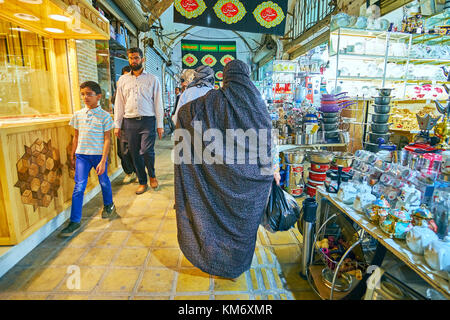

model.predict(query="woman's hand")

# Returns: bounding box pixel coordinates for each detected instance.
[274,172,281,185]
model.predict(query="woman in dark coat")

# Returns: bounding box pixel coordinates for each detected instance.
[173,59,274,279]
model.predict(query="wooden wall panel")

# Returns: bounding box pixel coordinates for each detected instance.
[0,118,120,245]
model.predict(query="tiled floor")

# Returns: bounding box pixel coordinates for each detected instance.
[0,138,319,300]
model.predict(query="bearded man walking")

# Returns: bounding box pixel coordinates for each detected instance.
[114,47,164,194]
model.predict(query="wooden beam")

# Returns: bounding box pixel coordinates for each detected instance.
[289,30,330,60]
[283,15,333,54]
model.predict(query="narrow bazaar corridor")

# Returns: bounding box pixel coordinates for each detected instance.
[0,137,319,300]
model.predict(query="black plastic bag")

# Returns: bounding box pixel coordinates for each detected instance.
[262,180,301,233]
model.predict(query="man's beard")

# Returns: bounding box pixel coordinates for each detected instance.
[130,63,142,71]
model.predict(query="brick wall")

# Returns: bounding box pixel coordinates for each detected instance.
[76,40,98,85]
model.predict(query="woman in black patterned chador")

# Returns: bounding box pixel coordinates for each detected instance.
[174,59,273,279]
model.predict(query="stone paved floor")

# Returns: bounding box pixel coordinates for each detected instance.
[0,137,319,300]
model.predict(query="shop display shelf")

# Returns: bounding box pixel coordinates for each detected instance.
[277,143,346,153]
[331,27,412,41]
[316,189,450,300]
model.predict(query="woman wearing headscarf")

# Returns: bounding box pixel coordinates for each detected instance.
[173,60,274,279]
[171,65,215,125]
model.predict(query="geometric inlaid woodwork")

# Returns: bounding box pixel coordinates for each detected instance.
[14,138,63,210]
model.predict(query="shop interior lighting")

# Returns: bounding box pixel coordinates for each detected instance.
[48,14,72,22]
[19,0,42,3]
[98,53,108,56]
[14,13,40,21]
[72,27,91,34]
[44,27,64,33]
[10,27,30,32]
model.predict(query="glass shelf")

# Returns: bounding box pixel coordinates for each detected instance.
[331,27,412,41]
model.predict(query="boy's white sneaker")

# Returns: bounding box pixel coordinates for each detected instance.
[122,173,136,184]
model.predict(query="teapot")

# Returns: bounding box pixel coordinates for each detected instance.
[406,226,439,255]
[395,184,421,211]
[424,240,450,272]
[337,182,358,205]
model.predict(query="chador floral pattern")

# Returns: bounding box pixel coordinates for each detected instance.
[253,1,285,28]
[174,0,207,19]
[183,53,198,67]
[213,0,247,24]
[201,54,218,67]
[220,54,235,66]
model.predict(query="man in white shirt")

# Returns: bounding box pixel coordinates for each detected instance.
[114,47,164,195]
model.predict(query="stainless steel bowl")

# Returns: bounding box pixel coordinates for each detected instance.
[371,113,390,123]
[308,150,334,164]
[332,152,354,167]
[370,123,392,134]
[373,104,391,114]
[283,150,306,164]
[373,96,391,105]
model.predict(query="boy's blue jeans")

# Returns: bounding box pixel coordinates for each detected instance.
[70,154,113,223]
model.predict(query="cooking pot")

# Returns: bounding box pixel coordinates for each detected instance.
[321,92,348,100]
[308,151,334,164]
[320,102,356,113]
[376,88,394,97]
[309,171,327,182]
[371,113,391,123]
[373,96,391,105]
[310,162,330,172]
[306,184,317,197]
[323,123,339,131]
[371,123,392,134]
[365,142,379,153]
[332,152,354,167]
[369,132,391,144]
[321,112,340,118]
[322,117,339,124]
[324,131,340,139]
[308,179,324,187]
[373,104,391,114]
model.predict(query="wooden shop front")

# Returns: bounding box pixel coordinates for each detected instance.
[0,0,119,245]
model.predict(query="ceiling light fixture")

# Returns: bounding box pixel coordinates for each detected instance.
[44,27,64,33]
[10,27,30,32]
[19,0,42,4]
[48,14,72,22]
[14,13,39,21]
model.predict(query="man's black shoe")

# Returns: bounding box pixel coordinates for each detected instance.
[102,203,118,219]
[59,221,81,238]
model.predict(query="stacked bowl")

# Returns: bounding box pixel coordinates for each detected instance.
[320,93,356,142]
[366,88,393,152]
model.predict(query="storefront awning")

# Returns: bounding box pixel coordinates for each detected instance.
[0,0,110,40]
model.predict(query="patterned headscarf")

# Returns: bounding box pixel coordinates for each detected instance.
[187,65,215,89]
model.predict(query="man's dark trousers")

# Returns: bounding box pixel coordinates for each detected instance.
[123,116,156,185]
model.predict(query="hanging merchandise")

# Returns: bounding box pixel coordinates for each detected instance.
[173,0,288,36]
